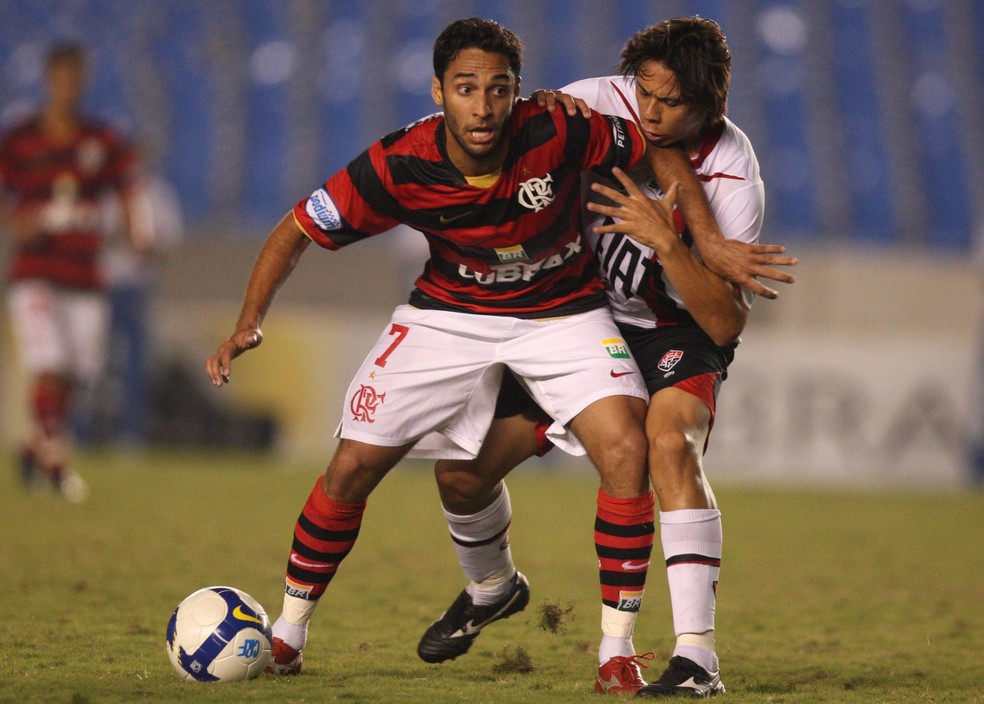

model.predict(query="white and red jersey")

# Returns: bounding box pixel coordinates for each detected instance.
[563,75,765,329]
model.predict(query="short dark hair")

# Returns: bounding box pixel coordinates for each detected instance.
[46,42,86,69]
[433,18,523,82]
[618,17,731,131]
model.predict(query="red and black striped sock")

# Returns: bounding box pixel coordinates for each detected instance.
[31,378,71,480]
[595,488,655,613]
[284,478,366,601]
[32,377,70,437]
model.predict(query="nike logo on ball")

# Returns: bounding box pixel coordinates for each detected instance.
[232,605,264,625]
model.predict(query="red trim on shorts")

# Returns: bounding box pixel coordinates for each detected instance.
[533,418,554,456]
[673,372,721,454]
[531,372,722,457]
[672,372,720,422]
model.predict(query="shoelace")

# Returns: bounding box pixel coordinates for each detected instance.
[610,650,657,675]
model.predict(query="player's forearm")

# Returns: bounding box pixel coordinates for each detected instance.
[644,144,724,253]
[657,239,746,346]
[120,188,152,253]
[234,213,310,330]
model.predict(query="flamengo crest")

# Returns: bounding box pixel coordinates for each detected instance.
[350,384,385,422]
[517,173,555,212]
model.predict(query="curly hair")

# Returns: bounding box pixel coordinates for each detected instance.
[617,17,731,131]
[433,18,523,82]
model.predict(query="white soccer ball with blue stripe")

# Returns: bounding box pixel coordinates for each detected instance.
[166,586,273,681]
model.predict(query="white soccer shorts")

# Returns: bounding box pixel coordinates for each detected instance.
[7,279,109,385]
[334,304,647,458]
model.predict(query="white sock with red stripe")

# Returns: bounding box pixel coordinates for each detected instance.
[660,508,722,673]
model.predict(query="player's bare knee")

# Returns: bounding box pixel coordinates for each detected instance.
[612,427,648,465]
[591,429,648,493]
[322,441,401,502]
[649,428,702,482]
[434,461,501,513]
[440,479,498,514]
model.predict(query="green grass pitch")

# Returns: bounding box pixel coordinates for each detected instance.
[1,449,982,703]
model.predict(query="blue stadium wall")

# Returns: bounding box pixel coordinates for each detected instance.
[1,0,982,250]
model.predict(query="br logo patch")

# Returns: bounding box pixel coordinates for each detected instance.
[603,337,630,359]
[617,589,644,612]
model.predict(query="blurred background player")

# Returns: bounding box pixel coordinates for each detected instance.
[0,43,146,500]
[422,17,762,697]
[91,168,183,447]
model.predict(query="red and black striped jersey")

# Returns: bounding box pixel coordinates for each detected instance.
[0,114,137,289]
[292,99,647,318]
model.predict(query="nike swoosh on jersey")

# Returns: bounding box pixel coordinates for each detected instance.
[698,171,744,182]
[232,605,264,625]
[439,211,473,224]
[610,369,636,378]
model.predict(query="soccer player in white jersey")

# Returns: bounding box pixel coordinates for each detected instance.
[420,17,761,697]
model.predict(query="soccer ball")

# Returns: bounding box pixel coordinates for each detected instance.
[165,585,273,682]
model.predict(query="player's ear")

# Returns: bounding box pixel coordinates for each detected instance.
[432,76,444,107]
[513,76,521,97]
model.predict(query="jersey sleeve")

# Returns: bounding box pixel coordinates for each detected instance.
[697,126,765,310]
[292,143,400,250]
[573,110,647,177]
[700,125,765,249]
[561,76,647,171]
[708,180,764,247]
[559,77,607,107]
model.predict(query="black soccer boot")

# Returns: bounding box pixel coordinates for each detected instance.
[636,655,725,698]
[417,571,530,663]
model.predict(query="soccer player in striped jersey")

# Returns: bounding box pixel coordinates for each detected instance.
[0,44,143,502]
[422,17,773,696]
[207,17,675,681]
